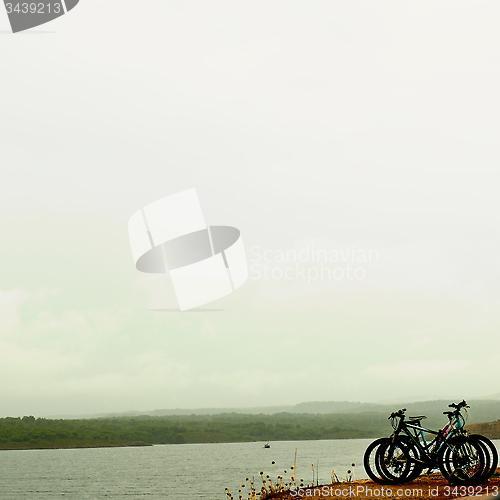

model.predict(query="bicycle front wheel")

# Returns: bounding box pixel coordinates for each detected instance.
[364,438,391,484]
[395,436,425,482]
[439,436,486,485]
[376,439,414,484]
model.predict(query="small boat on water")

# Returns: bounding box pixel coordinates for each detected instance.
[264,441,270,448]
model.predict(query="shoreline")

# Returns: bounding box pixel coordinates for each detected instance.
[267,472,500,500]
[0,441,153,451]
[0,437,373,452]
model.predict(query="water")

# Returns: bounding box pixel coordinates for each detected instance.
[1,439,498,499]
[0,439,371,499]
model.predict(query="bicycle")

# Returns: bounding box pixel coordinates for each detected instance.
[364,401,488,485]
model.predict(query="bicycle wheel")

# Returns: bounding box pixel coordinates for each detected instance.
[364,438,391,484]
[439,436,486,485]
[376,439,414,484]
[469,434,498,481]
[395,436,425,482]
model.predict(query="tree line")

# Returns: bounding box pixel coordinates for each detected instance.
[0,412,389,450]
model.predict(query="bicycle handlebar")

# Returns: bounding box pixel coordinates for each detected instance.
[388,408,406,419]
[448,400,469,410]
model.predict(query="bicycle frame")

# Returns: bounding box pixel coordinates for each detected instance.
[390,410,465,470]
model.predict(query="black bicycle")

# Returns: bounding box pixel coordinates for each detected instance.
[364,401,494,485]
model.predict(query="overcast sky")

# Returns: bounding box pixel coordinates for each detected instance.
[1,1,500,418]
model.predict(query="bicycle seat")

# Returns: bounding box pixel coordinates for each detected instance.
[409,416,427,421]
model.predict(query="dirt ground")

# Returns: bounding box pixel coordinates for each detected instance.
[270,470,500,500]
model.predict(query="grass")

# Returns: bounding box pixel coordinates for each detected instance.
[225,450,359,500]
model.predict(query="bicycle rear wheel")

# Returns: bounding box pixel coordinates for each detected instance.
[469,434,498,481]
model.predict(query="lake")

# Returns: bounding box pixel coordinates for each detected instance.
[0,439,498,499]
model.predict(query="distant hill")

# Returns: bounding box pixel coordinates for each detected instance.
[7,399,499,450]
[45,405,295,419]
[466,420,500,439]
[43,398,500,425]
[148,405,295,416]
[289,401,386,414]
[288,399,500,430]
[4,408,500,451]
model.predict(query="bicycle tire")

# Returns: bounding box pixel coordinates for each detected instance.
[364,438,391,484]
[439,436,486,485]
[376,439,414,484]
[395,436,425,482]
[469,434,498,481]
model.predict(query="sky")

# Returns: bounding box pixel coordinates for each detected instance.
[1,1,500,418]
